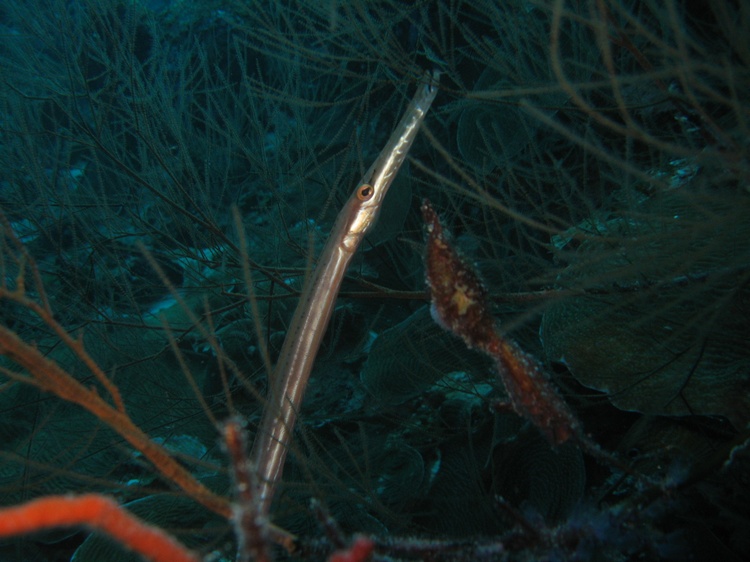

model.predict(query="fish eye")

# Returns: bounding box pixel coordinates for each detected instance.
[357,184,374,201]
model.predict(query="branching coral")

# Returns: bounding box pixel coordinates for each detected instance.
[0,0,748,560]
[0,495,200,562]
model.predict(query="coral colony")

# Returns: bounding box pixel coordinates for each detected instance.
[0,1,748,560]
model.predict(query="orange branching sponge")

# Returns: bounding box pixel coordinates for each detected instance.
[0,494,200,562]
[421,199,582,446]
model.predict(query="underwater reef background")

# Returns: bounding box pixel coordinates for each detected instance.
[0,0,749,560]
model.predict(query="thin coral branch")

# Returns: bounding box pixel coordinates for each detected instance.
[328,537,375,562]
[224,418,274,562]
[0,314,230,518]
[0,494,200,562]
[0,224,231,519]
[0,217,127,414]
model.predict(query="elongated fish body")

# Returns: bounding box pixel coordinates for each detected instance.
[250,72,439,513]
